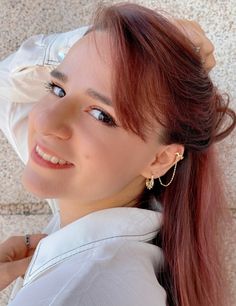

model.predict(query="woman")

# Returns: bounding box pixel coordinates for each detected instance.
[0,3,235,306]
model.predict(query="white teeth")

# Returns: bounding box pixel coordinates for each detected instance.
[59,159,66,165]
[35,145,69,165]
[50,156,59,164]
[42,153,51,161]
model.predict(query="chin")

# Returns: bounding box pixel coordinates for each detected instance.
[21,170,60,200]
[21,176,49,199]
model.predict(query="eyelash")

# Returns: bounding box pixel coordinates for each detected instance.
[44,81,117,128]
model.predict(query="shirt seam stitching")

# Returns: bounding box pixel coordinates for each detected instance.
[25,230,159,284]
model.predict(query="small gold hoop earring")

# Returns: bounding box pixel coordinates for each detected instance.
[146,174,154,190]
[158,152,184,187]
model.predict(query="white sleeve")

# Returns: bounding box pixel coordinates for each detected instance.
[0,25,90,104]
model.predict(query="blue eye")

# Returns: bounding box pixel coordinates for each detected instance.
[44,81,65,97]
[88,107,117,127]
[44,82,117,128]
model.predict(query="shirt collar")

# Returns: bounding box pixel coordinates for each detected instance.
[23,205,163,286]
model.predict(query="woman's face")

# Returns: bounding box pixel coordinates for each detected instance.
[22,31,162,210]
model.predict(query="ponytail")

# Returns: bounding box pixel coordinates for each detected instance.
[158,145,232,305]
[91,3,236,305]
[156,88,235,306]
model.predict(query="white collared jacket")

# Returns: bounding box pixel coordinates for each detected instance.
[0,27,167,306]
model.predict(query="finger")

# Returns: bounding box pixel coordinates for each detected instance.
[25,234,47,250]
[198,37,215,57]
[23,234,47,258]
[0,234,47,262]
[188,34,215,72]
[27,248,37,257]
[173,19,201,40]
[170,19,216,73]
[173,19,214,56]
[8,256,32,278]
[0,256,32,290]
[203,55,216,72]
[190,20,205,34]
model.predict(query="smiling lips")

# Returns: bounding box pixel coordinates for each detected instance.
[32,144,74,169]
[35,145,70,165]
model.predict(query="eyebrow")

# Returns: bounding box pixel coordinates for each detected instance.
[50,69,68,82]
[50,69,113,107]
[85,88,112,107]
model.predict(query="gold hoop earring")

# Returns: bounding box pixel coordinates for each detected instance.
[158,152,184,187]
[146,174,154,190]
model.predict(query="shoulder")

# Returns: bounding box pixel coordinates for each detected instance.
[69,239,167,306]
[13,239,167,306]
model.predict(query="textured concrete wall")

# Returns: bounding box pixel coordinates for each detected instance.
[0,0,235,305]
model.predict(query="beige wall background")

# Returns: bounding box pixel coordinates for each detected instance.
[0,0,235,305]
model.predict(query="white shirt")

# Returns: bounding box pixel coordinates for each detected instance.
[0,27,167,306]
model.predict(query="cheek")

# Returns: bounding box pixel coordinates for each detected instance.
[77,127,148,181]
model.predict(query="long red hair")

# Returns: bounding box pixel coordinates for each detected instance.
[89,3,236,306]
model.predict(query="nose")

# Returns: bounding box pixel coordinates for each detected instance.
[31,97,75,140]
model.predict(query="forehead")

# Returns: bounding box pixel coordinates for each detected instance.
[58,31,113,96]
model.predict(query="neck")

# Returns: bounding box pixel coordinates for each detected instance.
[58,197,139,228]
[58,177,145,227]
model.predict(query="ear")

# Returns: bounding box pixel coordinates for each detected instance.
[140,144,184,179]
